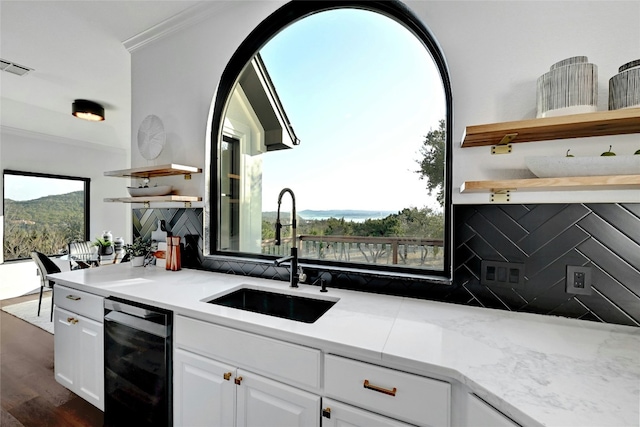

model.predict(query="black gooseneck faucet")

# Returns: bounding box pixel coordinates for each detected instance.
[274,188,301,288]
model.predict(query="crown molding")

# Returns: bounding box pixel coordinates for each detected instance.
[123,2,230,53]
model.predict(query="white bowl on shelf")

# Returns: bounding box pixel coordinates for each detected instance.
[525,156,640,178]
[127,185,172,197]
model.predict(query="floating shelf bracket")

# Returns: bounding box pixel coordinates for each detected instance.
[490,189,512,203]
[491,133,517,155]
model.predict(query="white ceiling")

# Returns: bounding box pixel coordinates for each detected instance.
[0,0,202,150]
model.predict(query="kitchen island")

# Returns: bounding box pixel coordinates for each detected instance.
[48,265,640,427]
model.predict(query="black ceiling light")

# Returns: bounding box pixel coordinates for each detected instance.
[72,99,105,121]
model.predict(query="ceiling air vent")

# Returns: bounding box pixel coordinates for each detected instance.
[0,58,33,76]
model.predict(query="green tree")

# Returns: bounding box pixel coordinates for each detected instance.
[393,207,444,239]
[354,216,403,237]
[416,119,446,206]
[3,191,85,259]
[262,219,275,241]
[324,217,353,236]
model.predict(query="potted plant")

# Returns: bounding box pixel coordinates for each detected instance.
[94,237,113,256]
[124,237,151,267]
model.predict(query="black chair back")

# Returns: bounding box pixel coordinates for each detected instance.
[31,251,61,278]
[30,251,61,321]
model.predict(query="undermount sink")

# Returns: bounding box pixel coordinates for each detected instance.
[206,287,337,323]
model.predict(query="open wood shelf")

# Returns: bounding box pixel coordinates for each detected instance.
[104,163,202,178]
[460,174,640,193]
[104,195,202,203]
[461,108,640,148]
[104,164,202,206]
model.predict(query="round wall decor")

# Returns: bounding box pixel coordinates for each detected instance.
[137,114,166,160]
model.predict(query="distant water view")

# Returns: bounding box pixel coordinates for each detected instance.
[297,210,396,223]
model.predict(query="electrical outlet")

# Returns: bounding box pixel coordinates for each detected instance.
[566,266,592,295]
[481,260,525,289]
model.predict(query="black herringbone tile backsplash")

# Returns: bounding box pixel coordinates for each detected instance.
[133,208,204,268]
[136,204,640,327]
[454,203,640,327]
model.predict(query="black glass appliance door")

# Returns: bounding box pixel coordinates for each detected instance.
[104,299,172,427]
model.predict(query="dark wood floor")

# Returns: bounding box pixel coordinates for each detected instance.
[1,294,104,427]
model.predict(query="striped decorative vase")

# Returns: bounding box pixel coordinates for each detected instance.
[536,56,598,118]
[609,59,640,110]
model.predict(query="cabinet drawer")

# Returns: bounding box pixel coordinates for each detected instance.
[54,284,103,322]
[324,354,450,427]
[175,315,321,391]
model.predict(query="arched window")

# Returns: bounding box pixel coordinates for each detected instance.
[209,1,452,281]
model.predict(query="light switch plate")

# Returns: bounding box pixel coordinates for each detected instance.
[481,260,525,289]
[566,265,592,295]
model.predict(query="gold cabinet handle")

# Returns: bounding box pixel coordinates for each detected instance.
[66,317,79,325]
[66,295,81,301]
[322,407,331,419]
[223,372,232,381]
[363,379,397,397]
[234,376,243,385]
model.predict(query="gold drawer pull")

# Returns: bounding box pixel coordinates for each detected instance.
[66,317,79,325]
[363,379,397,397]
[223,372,232,381]
[234,376,243,385]
[66,295,81,301]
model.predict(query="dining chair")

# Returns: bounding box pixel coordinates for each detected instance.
[30,251,61,321]
[68,241,96,270]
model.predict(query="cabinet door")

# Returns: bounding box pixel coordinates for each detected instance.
[174,349,236,427]
[76,315,104,410]
[321,398,415,427]
[236,370,321,427]
[465,394,520,427]
[53,307,76,389]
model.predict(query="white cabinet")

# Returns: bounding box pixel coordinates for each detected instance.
[321,398,414,427]
[175,315,321,391]
[324,354,451,427]
[54,306,104,410]
[174,348,235,426]
[53,285,104,410]
[236,369,320,427]
[174,316,321,427]
[174,349,320,427]
[464,394,520,427]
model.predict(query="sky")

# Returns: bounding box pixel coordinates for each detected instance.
[258,8,446,212]
[6,9,446,211]
[4,174,84,201]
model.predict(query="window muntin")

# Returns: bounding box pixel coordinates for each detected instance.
[3,170,90,260]
[211,1,452,278]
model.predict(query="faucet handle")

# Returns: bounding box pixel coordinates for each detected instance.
[298,270,307,283]
[275,221,282,246]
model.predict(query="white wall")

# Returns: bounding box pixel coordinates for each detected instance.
[0,127,130,252]
[130,2,284,202]
[130,1,640,209]
[414,1,640,204]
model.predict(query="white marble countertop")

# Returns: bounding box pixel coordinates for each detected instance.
[48,265,640,427]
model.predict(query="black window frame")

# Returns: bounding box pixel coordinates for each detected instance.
[209,0,453,281]
[2,169,91,260]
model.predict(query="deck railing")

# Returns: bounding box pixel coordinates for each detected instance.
[262,235,444,269]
